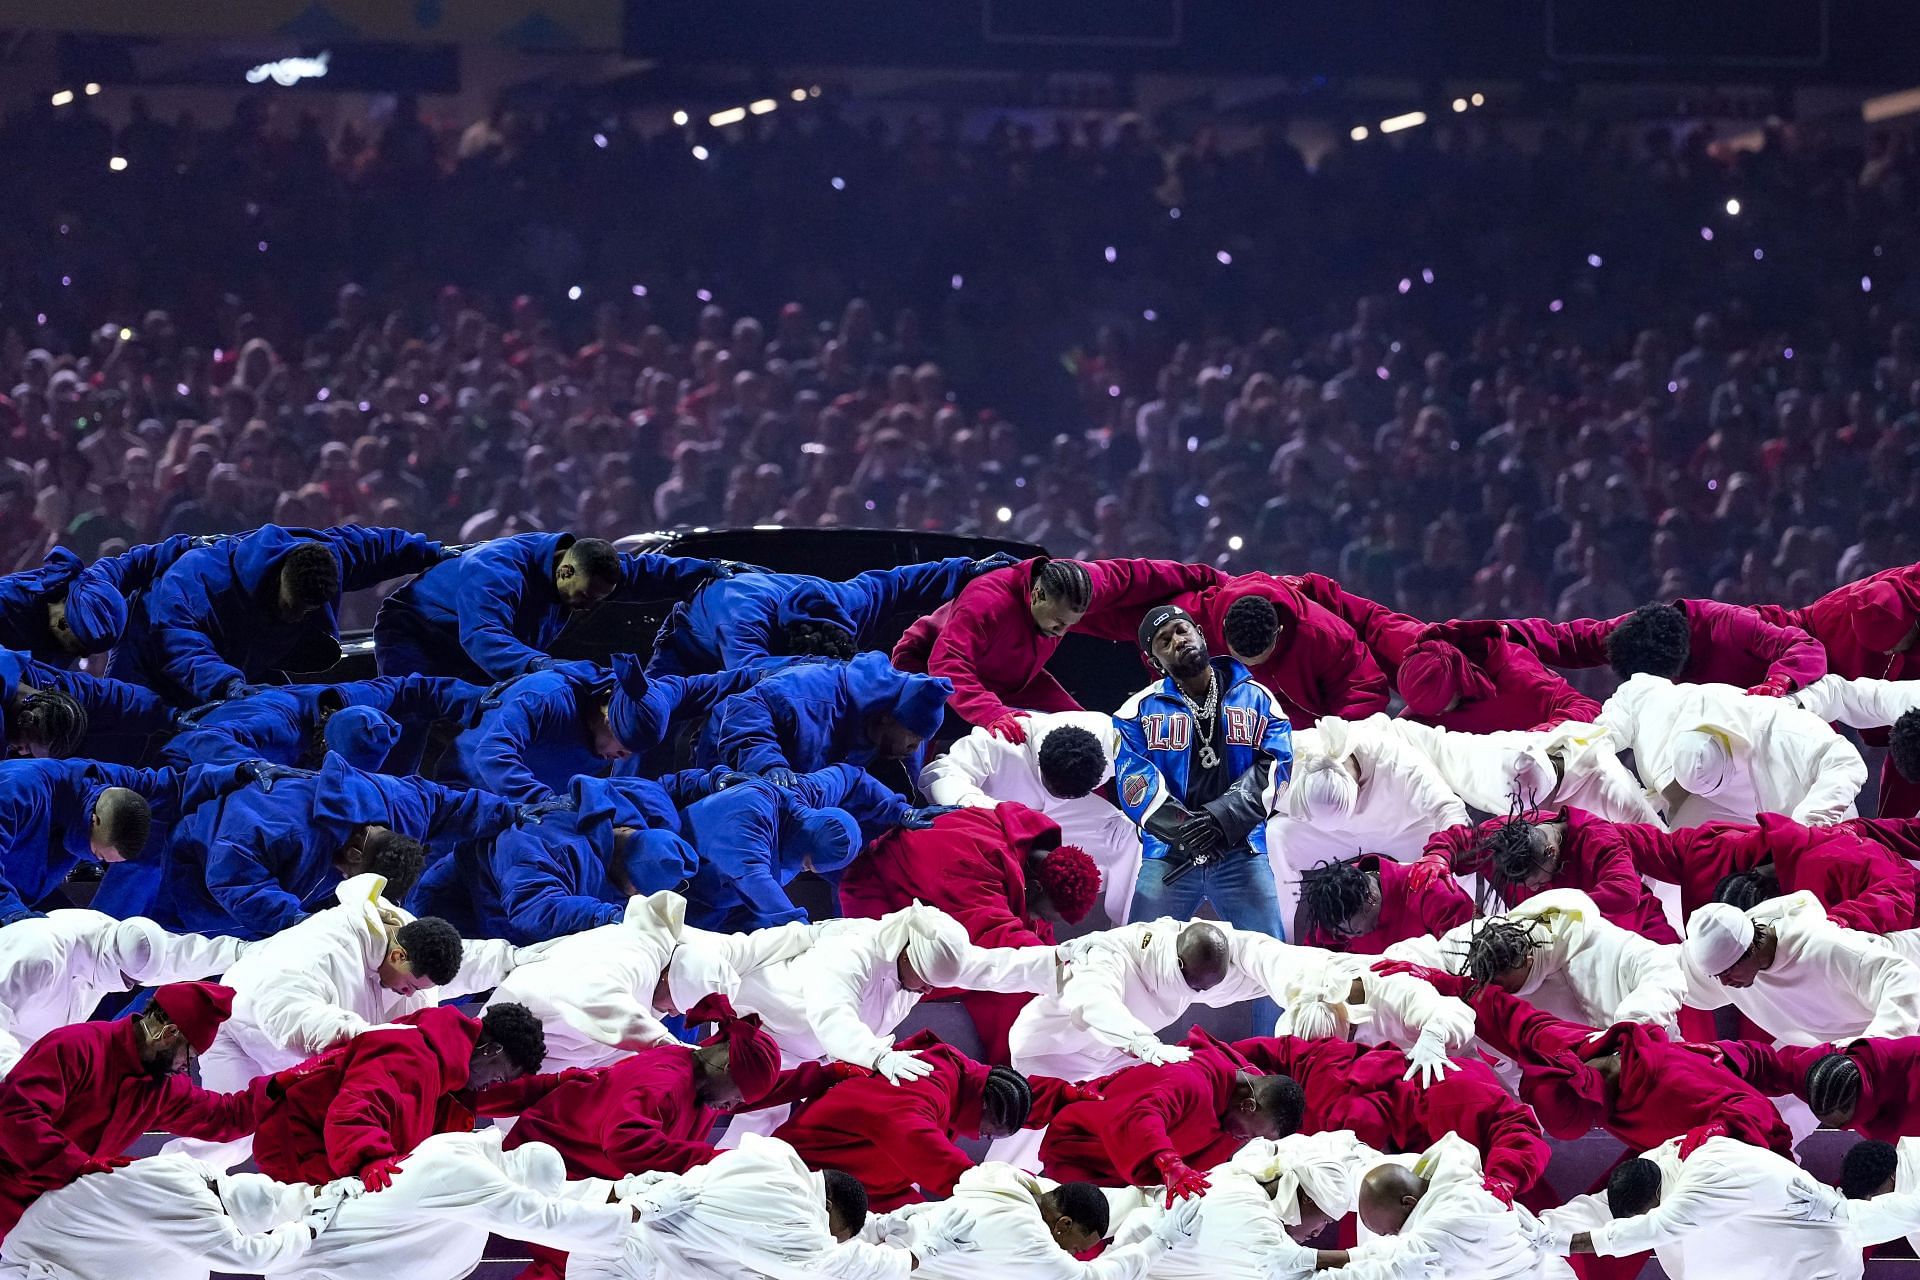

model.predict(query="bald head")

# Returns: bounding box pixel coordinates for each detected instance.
[1357,1163,1427,1237]
[1176,922,1229,991]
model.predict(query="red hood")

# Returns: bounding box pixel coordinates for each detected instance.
[989,800,1064,854]
[395,1006,483,1092]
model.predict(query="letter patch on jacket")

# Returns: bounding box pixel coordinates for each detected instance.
[1221,707,1262,747]
[1141,713,1191,752]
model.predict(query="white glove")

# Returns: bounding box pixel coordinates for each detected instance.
[874,1050,937,1085]
[302,1177,366,1236]
[1786,1178,1847,1224]
[1517,1212,1573,1256]
[912,1203,977,1260]
[1257,1237,1318,1280]
[1129,1038,1192,1067]
[1148,1195,1204,1250]
[630,1179,700,1225]
[1401,1030,1455,1088]
[615,1170,676,1199]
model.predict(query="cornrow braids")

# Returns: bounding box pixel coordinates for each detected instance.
[1462,917,1543,993]
[982,1064,1035,1132]
[1297,857,1373,941]
[1712,868,1781,912]
[1806,1052,1862,1121]
[1034,558,1093,612]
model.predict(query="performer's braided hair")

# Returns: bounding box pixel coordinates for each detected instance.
[1806,1052,1863,1120]
[1297,856,1372,940]
[982,1064,1035,1132]
[1461,917,1544,993]
[1034,558,1093,612]
[1712,868,1782,911]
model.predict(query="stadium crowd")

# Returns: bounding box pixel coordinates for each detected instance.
[0,92,1918,1280]
[2,95,1919,623]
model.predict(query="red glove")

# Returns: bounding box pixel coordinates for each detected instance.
[1677,1122,1727,1158]
[1405,853,1454,893]
[556,1067,599,1084]
[1744,675,1793,698]
[1369,958,1470,998]
[358,1155,406,1192]
[1061,1082,1105,1104]
[985,712,1029,744]
[1154,1154,1211,1207]
[828,1060,876,1081]
[77,1155,134,1176]
[1483,1176,1517,1208]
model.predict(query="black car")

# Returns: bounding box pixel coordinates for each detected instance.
[330,525,1145,712]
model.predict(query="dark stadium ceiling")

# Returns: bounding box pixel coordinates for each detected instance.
[625,0,1918,87]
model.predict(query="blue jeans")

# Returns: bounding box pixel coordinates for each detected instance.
[1130,852,1283,1034]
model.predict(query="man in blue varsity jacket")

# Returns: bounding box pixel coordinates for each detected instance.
[1114,603,1293,942]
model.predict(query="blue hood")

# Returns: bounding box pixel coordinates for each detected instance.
[615,827,699,894]
[324,705,400,770]
[841,650,952,739]
[781,803,864,877]
[63,575,128,652]
[570,773,681,834]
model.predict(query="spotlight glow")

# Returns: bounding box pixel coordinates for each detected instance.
[708,107,747,127]
[1350,125,1369,141]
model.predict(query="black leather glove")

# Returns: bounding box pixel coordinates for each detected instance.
[1176,813,1227,857]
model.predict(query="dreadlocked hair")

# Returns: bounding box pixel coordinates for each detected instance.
[1462,917,1542,992]
[1033,558,1092,612]
[1297,857,1372,940]
[982,1064,1034,1132]
[13,688,88,757]
[1474,816,1552,892]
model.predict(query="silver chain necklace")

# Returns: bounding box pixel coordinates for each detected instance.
[1176,668,1222,768]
